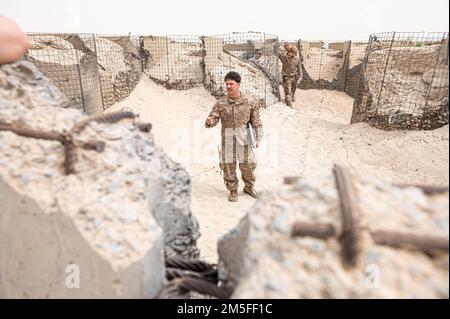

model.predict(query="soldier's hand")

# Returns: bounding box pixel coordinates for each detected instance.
[206,116,215,126]
[255,140,259,148]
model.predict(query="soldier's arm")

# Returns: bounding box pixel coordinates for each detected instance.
[205,102,221,128]
[251,103,264,143]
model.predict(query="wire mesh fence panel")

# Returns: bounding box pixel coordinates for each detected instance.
[352,32,449,130]
[141,35,203,90]
[25,33,85,111]
[344,41,368,97]
[203,32,280,107]
[298,40,352,91]
[94,34,138,109]
[25,32,143,114]
[75,33,103,115]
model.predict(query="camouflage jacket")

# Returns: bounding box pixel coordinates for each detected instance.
[205,93,264,145]
[280,52,301,76]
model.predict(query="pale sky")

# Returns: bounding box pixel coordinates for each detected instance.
[1,0,448,40]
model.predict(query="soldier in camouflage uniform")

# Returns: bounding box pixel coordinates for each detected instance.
[279,43,302,107]
[205,71,264,202]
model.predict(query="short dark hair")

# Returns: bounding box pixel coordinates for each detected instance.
[255,49,262,54]
[224,71,241,83]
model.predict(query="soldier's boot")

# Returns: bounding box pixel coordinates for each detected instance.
[220,161,238,193]
[239,162,257,199]
[228,190,238,202]
[243,186,257,198]
[291,81,297,102]
[285,94,292,107]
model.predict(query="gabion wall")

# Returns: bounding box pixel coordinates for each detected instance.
[351,32,449,130]
[25,33,142,115]
[141,32,280,107]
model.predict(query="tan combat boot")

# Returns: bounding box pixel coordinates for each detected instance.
[285,94,292,107]
[243,186,257,199]
[228,190,238,202]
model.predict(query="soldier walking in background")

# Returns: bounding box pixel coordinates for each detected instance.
[279,42,302,107]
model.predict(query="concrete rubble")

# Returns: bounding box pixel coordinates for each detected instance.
[218,169,449,298]
[0,61,199,298]
[143,36,279,106]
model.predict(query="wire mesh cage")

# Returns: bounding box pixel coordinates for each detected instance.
[278,39,368,97]
[24,32,282,113]
[95,34,142,108]
[24,33,86,110]
[296,40,351,91]
[352,32,449,130]
[203,32,280,107]
[344,41,368,98]
[140,35,204,90]
[24,32,142,114]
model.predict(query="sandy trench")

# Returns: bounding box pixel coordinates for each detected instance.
[111,76,449,263]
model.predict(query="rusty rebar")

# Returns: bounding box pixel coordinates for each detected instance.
[1,121,105,175]
[394,183,449,195]
[283,176,300,185]
[63,136,77,175]
[291,221,336,239]
[136,122,152,133]
[371,229,449,254]
[0,122,65,142]
[292,221,449,254]
[165,256,215,273]
[333,164,361,269]
[71,111,137,134]
[77,140,106,152]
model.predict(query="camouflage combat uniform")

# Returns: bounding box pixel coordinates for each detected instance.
[205,93,263,192]
[279,52,302,104]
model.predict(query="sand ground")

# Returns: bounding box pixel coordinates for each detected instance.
[111,76,449,263]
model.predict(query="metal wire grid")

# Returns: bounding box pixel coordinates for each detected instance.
[24,32,142,114]
[23,31,447,129]
[297,40,350,90]
[24,32,85,110]
[344,41,368,98]
[204,32,280,107]
[141,35,204,90]
[353,32,448,129]
[94,34,141,108]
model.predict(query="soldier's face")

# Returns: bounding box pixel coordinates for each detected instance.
[225,80,240,97]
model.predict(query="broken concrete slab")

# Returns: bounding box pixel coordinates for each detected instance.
[218,169,449,298]
[0,61,199,298]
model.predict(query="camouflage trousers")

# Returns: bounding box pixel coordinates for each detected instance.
[282,75,300,102]
[219,142,256,192]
